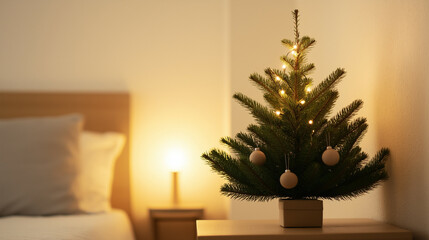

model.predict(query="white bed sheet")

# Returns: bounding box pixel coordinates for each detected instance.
[0,209,135,240]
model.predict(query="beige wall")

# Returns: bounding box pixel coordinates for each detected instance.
[298,1,429,239]
[229,0,429,239]
[0,1,229,240]
[228,0,297,220]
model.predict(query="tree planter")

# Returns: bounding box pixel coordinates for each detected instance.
[279,199,323,227]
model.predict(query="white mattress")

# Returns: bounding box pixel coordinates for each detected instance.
[0,209,135,240]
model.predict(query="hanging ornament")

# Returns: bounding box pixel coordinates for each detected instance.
[279,153,298,189]
[249,148,266,165]
[322,146,340,166]
[280,170,298,189]
[322,133,340,166]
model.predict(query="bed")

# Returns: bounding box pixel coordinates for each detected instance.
[0,92,135,240]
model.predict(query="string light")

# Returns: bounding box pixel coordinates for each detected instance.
[290,44,298,56]
[306,87,312,93]
[275,110,281,116]
[280,90,285,95]
[275,76,281,81]
[300,100,305,105]
[308,120,313,125]
[282,64,287,69]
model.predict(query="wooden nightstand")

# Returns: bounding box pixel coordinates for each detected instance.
[150,207,204,240]
[197,218,412,240]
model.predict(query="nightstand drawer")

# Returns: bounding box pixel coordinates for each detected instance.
[150,208,204,240]
[156,219,197,240]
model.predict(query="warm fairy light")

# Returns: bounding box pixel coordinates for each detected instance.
[280,90,285,95]
[282,64,287,69]
[291,50,297,56]
[306,87,312,93]
[300,100,305,105]
[275,110,281,116]
[275,76,281,81]
[308,120,313,125]
[293,44,297,49]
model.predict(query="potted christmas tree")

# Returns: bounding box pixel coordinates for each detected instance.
[202,9,389,228]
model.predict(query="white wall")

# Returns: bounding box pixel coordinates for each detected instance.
[0,1,230,240]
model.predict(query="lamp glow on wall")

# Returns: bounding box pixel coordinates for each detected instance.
[165,147,186,206]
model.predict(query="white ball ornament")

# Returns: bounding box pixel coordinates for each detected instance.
[280,170,298,189]
[249,148,266,165]
[322,146,340,166]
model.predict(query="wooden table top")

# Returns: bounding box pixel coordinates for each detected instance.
[197,218,412,240]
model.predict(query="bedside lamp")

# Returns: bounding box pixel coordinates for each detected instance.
[150,147,204,240]
[165,148,185,206]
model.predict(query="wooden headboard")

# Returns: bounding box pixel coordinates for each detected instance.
[0,92,131,217]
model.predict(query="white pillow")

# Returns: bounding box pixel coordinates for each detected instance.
[0,114,83,216]
[78,131,125,213]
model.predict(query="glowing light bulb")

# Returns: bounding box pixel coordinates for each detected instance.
[282,64,287,69]
[308,120,313,125]
[276,76,281,81]
[275,110,281,116]
[280,90,285,95]
[293,45,297,49]
[165,147,186,172]
[306,87,312,93]
[291,50,297,56]
[300,100,305,105]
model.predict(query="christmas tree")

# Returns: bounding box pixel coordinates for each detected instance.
[202,10,389,201]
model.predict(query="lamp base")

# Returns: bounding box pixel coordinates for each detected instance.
[171,171,179,205]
